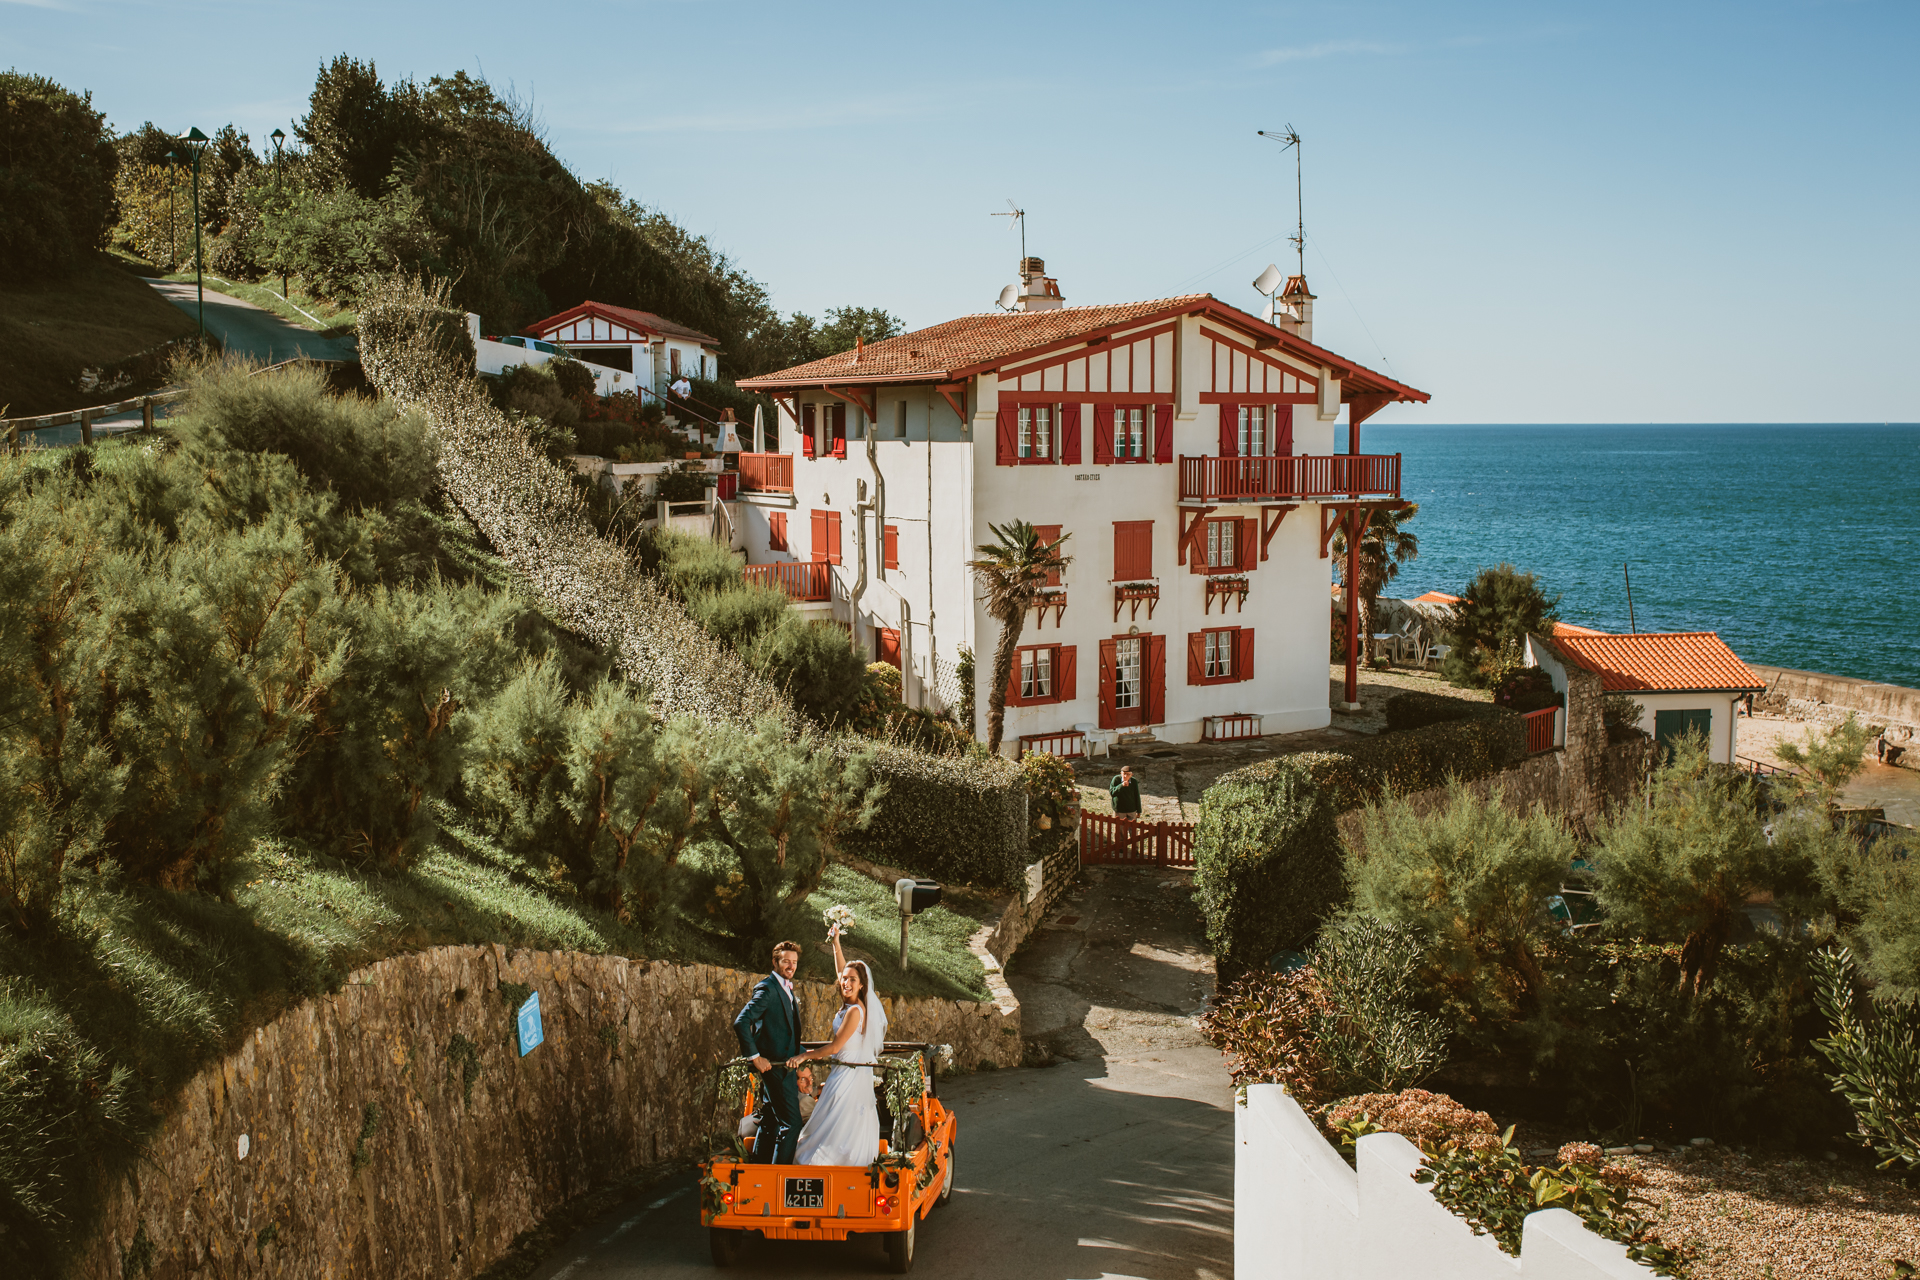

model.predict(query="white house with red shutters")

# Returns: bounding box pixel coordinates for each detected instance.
[735,259,1428,756]
[470,300,722,401]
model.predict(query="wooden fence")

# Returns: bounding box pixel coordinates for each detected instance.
[1080,811,1196,868]
[1523,706,1558,754]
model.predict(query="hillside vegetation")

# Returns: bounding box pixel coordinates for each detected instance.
[0,254,196,415]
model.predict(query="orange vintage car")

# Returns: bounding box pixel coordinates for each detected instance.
[699,1041,957,1273]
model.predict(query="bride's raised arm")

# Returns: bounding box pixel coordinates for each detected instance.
[830,924,846,976]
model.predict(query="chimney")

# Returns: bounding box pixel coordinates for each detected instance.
[1268,274,1316,341]
[1015,257,1065,312]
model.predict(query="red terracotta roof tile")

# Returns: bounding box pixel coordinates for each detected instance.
[1551,621,1611,637]
[1551,632,1764,693]
[1414,591,1462,604]
[736,294,1427,403]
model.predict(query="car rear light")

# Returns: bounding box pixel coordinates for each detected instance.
[723,1193,734,1204]
[875,1195,891,1213]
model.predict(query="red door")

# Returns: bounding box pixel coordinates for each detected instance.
[877,628,901,669]
[1100,636,1148,730]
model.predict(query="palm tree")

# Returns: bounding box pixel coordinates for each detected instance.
[1333,503,1420,660]
[967,521,1073,754]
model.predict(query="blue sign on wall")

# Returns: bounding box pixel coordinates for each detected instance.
[516,991,543,1056]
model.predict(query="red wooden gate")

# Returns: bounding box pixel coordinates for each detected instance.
[1080,812,1196,868]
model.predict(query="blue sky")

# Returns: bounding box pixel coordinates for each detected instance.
[7,0,1917,423]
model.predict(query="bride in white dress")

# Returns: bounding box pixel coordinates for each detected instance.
[786,925,887,1167]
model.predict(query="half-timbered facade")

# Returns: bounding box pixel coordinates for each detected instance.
[736,262,1428,753]
[522,300,720,395]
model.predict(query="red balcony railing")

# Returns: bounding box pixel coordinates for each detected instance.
[737,452,794,493]
[744,560,830,601]
[1524,706,1558,754]
[1178,453,1400,503]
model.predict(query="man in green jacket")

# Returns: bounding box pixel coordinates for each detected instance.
[1110,765,1142,816]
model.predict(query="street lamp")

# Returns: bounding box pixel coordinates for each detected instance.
[269,128,287,301]
[178,127,211,339]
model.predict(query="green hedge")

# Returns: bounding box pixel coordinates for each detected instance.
[1193,758,1344,982]
[1382,691,1501,733]
[836,741,1029,891]
[1194,711,1527,978]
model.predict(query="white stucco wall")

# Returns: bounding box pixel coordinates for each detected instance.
[1237,1084,1654,1280]
[1630,691,1741,763]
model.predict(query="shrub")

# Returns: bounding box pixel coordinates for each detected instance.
[651,528,743,602]
[1311,917,1450,1094]
[1588,736,1815,993]
[251,183,438,302]
[689,583,790,652]
[1200,967,1332,1101]
[1289,712,1527,813]
[1602,693,1647,741]
[748,615,870,726]
[838,742,1027,890]
[1836,828,1920,996]
[1811,946,1920,1171]
[1326,1088,1501,1157]
[1193,756,1344,980]
[1491,665,1560,715]
[1439,564,1559,688]
[1018,750,1077,881]
[1778,713,1873,805]
[0,72,119,283]
[1346,782,1576,1017]
[1381,691,1498,733]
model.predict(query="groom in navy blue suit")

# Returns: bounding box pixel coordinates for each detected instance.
[734,940,804,1164]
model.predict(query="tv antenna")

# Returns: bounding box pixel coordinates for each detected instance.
[1257,126,1305,277]
[992,199,1026,260]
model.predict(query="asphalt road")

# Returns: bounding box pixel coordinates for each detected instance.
[528,869,1232,1280]
[143,277,356,365]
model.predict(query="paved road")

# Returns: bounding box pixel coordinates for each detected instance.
[528,867,1232,1280]
[144,277,356,365]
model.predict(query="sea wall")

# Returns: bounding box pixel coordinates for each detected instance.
[1751,664,1920,768]
[77,945,1017,1280]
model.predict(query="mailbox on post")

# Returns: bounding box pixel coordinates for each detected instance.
[894,878,942,971]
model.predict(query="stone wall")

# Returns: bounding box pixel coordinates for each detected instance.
[1751,663,1920,770]
[76,945,1018,1280]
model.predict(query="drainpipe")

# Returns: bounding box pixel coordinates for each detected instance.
[851,477,873,651]
[869,431,886,583]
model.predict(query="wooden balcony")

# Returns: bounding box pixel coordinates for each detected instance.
[1178,454,1401,503]
[737,452,794,493]
[744,560,830,601]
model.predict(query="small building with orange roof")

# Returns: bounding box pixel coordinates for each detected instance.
[1532,630,1765,763]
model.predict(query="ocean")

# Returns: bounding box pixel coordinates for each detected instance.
[1347,423,1920,690]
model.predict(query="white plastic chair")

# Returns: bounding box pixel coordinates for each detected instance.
[1073,722,1113,759]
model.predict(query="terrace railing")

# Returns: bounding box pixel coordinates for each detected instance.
[1179,453,1400,503]
[1523,706,1559,755]
[736,452,793,493]
[744,560,831,602]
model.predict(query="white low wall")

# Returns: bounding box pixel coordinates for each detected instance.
[1235,1084,1652,1280]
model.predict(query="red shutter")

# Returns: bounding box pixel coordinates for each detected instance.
[1056,645,1077,702]
[1113,520,1153,581]
[996,406,1018,465]
[1034,524,1062,587]
[884,524,899,571]
[1059,403,1081,465]
[1152,403,1173,464]
[827,510,842,565]
[1097,640,1117,729]
[830,404,847,458]
[878,628,901,668]
[1092,406,1114,465]
[1190,519,1211,576]
[802,434,816,459]
[1276,404,1294,456]
[1218,401,1238,457]
[1187,632,1205,685]
[1145,635,1167,723]
[769,511,788,551]
[1237,628,1254,682]
[1239,517,1259,572]
[1007,651,1024,707]
[810,510,828,561]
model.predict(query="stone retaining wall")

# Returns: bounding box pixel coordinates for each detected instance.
[1751,664,1920,769]
[77,945,1017,1280]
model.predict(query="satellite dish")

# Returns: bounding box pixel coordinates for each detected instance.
[997,283,1019,310]
[1253,263,1286,296]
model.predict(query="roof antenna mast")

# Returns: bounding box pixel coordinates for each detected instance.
[992,199,1025,260]
[1257,126,1305,277]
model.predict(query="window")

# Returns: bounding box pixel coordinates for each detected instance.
[810,509,842,564]
[1112,407,1146,460]
[801,404,817,458]
[1019,406,1053,460]
[1113,520,1153,581]
[1008,643,1077,706]
[1113,637,1141,709]
[670,348,681,378]
[829,403,848,456]
[1238,405,1268,458]
[1188,627,1254,685]
[884,523,900,571]
[1034,524,1063,587]
[769,511,788,551]
[1207,518,1236,569]
[895,400,909,438]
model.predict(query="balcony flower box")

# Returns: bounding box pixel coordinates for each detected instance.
[1205,576,1250,614]
[1113,581,1159,622]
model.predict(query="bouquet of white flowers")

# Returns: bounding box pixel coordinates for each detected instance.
[823,904,857,934]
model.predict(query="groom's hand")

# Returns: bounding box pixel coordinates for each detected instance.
[752,1055,771,1073]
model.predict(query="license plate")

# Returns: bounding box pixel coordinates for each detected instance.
[784,1177,825,1209]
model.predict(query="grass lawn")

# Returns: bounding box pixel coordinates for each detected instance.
[0,254,196,416]
[804,864,993,1002]
[153,267,357,336]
